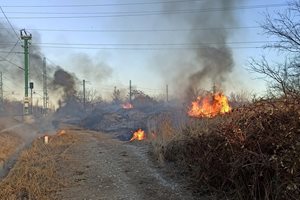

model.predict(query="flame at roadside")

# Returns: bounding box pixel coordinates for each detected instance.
[130,129,146,141]
[188,92,231,118]
[122,102,133,109]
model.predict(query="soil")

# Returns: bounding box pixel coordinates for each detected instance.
[54,128,198,200]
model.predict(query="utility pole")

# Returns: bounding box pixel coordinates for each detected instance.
[29,82,33,114]
[20,29,32,115]
[166,84,169,102]
[0,72,3,104]
[83,79,86,110]
[42,57,48,115]
[129,80,132,103]
[212,82,216,94]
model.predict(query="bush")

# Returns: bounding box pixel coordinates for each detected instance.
[161,98,300,199]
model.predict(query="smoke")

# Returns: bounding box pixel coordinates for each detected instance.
[50,68,78,100]
[0,21,54,94]
[0,20,113,107]
[68,52,112,84]
[157,0,242,98]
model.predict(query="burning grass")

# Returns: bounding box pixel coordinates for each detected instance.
[0,130,79,199]
[129,128,146,141]
[153,98,300,199]
[188,92,231,118]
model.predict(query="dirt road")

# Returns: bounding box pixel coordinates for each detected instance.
[55,128,196,200]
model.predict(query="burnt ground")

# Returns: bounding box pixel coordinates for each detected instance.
[52,127,199,200]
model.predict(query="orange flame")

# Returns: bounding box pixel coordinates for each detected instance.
[57,129,66,136]
[130,129,146,141]
[188,92,231,118]
[122,102,133,109]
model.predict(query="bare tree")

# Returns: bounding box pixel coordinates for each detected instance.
[249,1,300,98]
[112,86,122,105]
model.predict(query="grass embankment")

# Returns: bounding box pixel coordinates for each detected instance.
[0,130,79,200]
[152,98,300,200]
[0,131,21,166]
[0,118,23,164]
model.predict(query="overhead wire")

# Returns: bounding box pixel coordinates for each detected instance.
[0,26,261,33]
[0,0,205,8]
[0,55,24,70]
[0,6,21,59]
[1,3,288,19]
[0,6,20,41]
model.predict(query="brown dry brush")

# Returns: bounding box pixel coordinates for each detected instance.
[162,98,300,200]
[0,133,78,200]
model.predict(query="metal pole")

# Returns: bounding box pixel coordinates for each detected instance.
[24,39,29,114]
[0,72,3,104]
[20,29,32,115]
[42,57,48,114]
[30,88,33,114]
[166,84,168,102]
[83,80,86,110]
[129,80,132,103]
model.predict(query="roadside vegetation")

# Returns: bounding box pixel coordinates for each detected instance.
[0,131,78,200]
[150,2,300,199]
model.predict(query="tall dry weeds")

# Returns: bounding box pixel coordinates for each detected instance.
[152,98,300,199]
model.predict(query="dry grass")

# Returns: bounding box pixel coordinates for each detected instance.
[151,98,300,199]
[0,131,22,164]
[0,130,80,200]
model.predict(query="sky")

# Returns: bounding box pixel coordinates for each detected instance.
[0,0,290,105]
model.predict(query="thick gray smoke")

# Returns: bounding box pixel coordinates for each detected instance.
[0,20,113,105]
[51,68,78,100]
[0,21,51,87]
[160,0,242,99]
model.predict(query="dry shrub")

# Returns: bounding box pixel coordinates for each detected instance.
[0,132,79,200]
[148,114,181,166]
[162,98,300,199]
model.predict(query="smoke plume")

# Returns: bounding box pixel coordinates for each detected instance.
[68,52,113,84]
[51,68,78,100]
[158,0,242,99]
[0,20,113,106]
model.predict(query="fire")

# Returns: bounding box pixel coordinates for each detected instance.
[57,129,66,136]
[130,129,146,141]
[188,92,231,118]
[122,102,133,109]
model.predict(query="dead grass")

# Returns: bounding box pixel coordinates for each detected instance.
[151,98,300,199]
[0,131,22,164]
[0,130,80,200]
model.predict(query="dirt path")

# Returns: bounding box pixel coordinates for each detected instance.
[55,129,196,200]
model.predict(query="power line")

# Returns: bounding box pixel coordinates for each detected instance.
[0,6,20,41]
[1,3,286,15]
[0,40,279,46]
[0,26,260,33]
[0,0,207,8]
[0,6,21,58]
[0,46,265,51]
[18,46,265,50]
[0,55,24,70]
[1,3,288,19]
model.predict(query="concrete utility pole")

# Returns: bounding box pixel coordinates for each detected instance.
[42,57,48,114]
[129,80,132,103]
[83,80,86,110]
[0,72,3,104]
[20,29,32,115]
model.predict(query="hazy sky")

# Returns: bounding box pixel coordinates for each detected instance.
[0,0,289,103]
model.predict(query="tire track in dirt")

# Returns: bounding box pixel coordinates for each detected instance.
[55,129,196,200]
